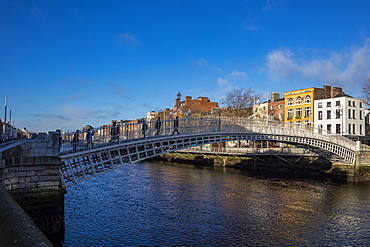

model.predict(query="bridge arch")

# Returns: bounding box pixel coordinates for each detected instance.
[60,117,365,187]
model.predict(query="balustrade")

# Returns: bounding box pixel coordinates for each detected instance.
[59,117,362,156]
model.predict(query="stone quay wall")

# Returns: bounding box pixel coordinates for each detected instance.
[0,132,65,238]
[0,183,53,246]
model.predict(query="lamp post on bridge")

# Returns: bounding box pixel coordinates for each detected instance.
[170,91,191,119]
[177,91,182,107]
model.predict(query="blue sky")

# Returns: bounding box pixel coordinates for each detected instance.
[1,0,370,132]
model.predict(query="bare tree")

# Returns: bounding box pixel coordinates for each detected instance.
[362,78,370,106]
[220,87,259,116]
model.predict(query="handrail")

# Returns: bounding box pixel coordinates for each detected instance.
[59,116,364,156]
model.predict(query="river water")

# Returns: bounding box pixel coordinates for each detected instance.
[61,161,370,246]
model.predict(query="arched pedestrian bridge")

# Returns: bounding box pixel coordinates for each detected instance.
[59,117,370,187]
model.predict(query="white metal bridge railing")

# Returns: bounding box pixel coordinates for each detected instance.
[59,116,363,156]
[59,117,370,188]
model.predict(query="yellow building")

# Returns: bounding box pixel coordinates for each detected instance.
[284,85,331,127]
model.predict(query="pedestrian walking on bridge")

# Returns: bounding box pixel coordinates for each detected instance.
[172,116,180,135]
[142,119,148,138]
[72,130,79,152]
[155,117,161,136]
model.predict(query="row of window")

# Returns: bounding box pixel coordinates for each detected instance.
[283,122,363,135]
[317,110,364,120]
[287,95,311,106]
[270,104,283,110]
[317,124,363,135]
[318,101,364,108]
[287,107,311,118]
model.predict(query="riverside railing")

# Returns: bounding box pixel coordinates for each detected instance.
[59,117,363,156]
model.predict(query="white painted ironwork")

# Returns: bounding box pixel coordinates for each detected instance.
[60,117,370,187]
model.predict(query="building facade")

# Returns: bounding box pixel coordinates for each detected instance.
[249,100,268,120]
[284,85,332,127]
[173,96,219,114]
[314,94,366,136]
[268,92,284,121]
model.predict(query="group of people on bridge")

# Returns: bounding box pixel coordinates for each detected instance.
[140,116,180,138]
[69,116,181,152]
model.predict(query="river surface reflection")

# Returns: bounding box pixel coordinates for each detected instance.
[62,161,370,246]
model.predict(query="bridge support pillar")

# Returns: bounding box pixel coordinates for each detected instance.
[330,146,370,182]
[0,132,65,239]
[353,149,370,182]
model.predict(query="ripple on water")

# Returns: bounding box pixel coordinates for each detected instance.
[62,162,370,246]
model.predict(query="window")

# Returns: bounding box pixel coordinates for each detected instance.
[327,102,331,107]
[288,109,293,118]
[353,110,356,119]
[296,121,302,128]
[318,111,323,120]
[336,124,341,134]
[296,108,302,117]
[327,124,332,133]
[360,110,363,120]
[270,105,274,110]
[348,109,351,119]
[353,124,356,135]
[288,98,293,106]
[296,97,302,105]
[348,124,351,134]
[360,124,363,135]
[304,95,311,104]
[353,101,356,107]
[349,101,351,107]
[304,107,311,117]
[336,109,341,119]
[269,114,274,120]
[318,102,323,108]
[279,113,283,121]
[335,101,340,107]
[360,102,363,108]
[279,104,283,109]
[327,110,331,119]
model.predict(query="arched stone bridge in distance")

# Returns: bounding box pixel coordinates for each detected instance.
[59,117,370,187]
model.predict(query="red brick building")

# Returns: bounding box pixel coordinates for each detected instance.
[172,96,219,116]
[268,92,285,121]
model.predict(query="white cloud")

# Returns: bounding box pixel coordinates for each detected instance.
[216,70,250,99]
[217,78,228,85]
[194,56,223,72]
[265,39,370,91]
[230,71,248,78]
[196,57,209,67]
[265,49,298,80]
[116,32,141,46]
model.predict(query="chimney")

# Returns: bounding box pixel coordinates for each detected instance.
[185,96,192,104]
[165,108,171,118]
[323,84,331,98]
[174,98,180,107]
[271,92,280,103]
[331,87,343,97]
